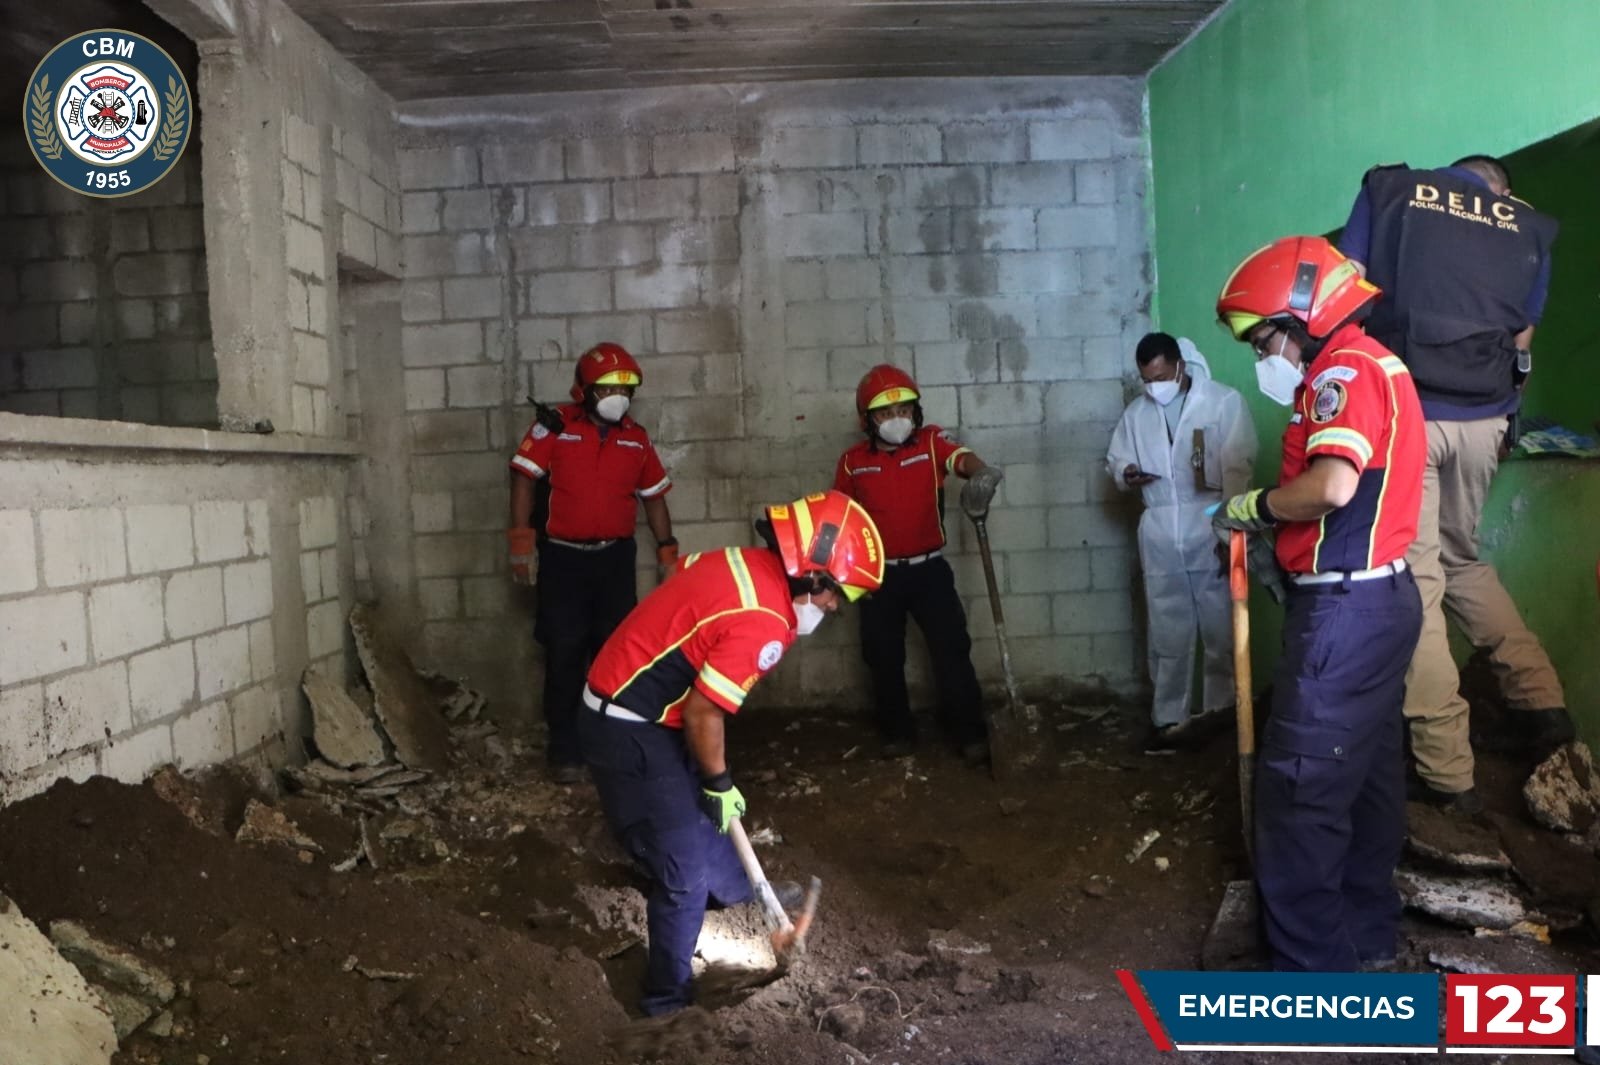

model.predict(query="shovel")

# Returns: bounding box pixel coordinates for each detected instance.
[728,818,819,962]
[1229,530,1255,863]
[967,506,1043,779]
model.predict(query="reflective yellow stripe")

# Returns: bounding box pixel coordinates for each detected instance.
[793,501,815,562]
[1378,355,1408,377]
[945,446,971,475]
[1307,427,1374,465]
[725,548,758,609]
[698,663,748,708]
[614,605,791,696]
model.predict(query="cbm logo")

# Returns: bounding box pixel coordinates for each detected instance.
[24,30,191,198]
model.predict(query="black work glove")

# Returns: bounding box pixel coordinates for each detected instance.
[960,465,1004,518]
[1246,531,1289,605]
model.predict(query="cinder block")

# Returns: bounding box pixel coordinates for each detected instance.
[950,208,1037,253]
[415,533,498,577]
[782,213,865,258]
[43,660,129,757]
[401,191,440,235]
[1090,546,1136,591]
[230,684,281,754]
[615,264,700,311]
[1037,206,1117,249]
[959,382,1044,428]
[21,259,95,302]
[171,700,234,767]
[449,488,504,532]
[865,301,947,345]
[412,491,455,533]
[996,549,1087,595]
[942,122,1028,165]
[784,301,867,348]
[772,126,856,170]
[299,550,323,604]
[299,496,339,550]
[442,276,504,320]
[22,348,96,390]
[910,339,982,389]
[1036,292,1123,339]
[117,298,155,339]
[566,313,651,358]
[408,234,495,282]
[399,146,480,190]
[698,174,741,218]
[102,725,174,784]
[1074,162,1117,205]
[1053,588,1135,637]
[41,508,126,587]
[193,501,247,564]
[414,408,489,450]
[903,167,985,208]
[613,178,697,222]
[286,113,320,169]
[1048,503,1136,549]
[954,299,1034,340]
[990,162,1076,207]
[967,592,1051,639]
[1043,378,1124,423]
[402,279,443,324]
[223,559,273,625]
[657,308,737,353]
[783,260,824,301]
[0,683,46,777]
[527,270,612,315]
[997,336,1082,383]
[658,219,738,265]
[1082,336,1128,380]
[165,567,224,640]
[403,321,485,367]
[286,218,325,277]
[151,206,204,251]
[418,577,461,620]
[482,142,564,185]
[1028,119,1113,161]
[510,228,570,271]
[654,396,744,442]
[340,213,378,268]
[88,578,164,660]
[858,124,941,166]
[572,224,655,269]
[654,132,736,175]
[111,212,150,253]
[411,453,507,491]
[566,137,651,180]
[825,345,895,391]
[526,184,610,226]
[868,208,950,255]
[441,188,493,231]
[0,510,37,594]
[773,173,822,215]
[293,331,330,388]
[195,626,250,700]
[996,251,1081,294]
[248,619,276,682]
[307,598,345,655]
[406,368,446,410]
[129,641,196,724]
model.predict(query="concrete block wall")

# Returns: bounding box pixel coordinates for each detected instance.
[397,78,1151,720]
[0,147,216,427]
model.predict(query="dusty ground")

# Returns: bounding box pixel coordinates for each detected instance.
[1,671,1594,1065]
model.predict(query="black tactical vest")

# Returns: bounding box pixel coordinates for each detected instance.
[1360,165,1557,409]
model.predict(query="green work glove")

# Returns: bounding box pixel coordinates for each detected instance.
[698,772,747,834]
[1210,488,1278,534]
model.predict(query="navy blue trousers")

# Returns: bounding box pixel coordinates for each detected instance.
[1255,568,1422,971]
[578,707,751,1015]
[858,557,987,746]
[535,539,637,767]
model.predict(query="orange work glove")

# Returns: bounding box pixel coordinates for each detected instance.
[656,540,680,571]
[508,528,537,586]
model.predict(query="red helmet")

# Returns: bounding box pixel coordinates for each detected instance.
[570,342,643,401]
[1216,236,1380,341]
[855,364,920,416]
[764,490,885,602]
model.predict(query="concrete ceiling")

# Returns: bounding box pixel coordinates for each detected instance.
[278,0,1224,100]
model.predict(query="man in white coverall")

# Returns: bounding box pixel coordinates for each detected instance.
[1107,332,1258,752]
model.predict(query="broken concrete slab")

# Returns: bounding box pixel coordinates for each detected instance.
[1524,742,1600,833]
[1395,869,1540,930]
[302,669,386,769]
[1,897,117,1064]
[236,799,323,853]
[48,920,176,1041]
[1418,930,1570,975]
[1202,879,1261,971]
[1406,802,1512,872]
[350,604,451,771]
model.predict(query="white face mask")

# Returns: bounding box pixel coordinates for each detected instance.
[794,596,826,636]
[876,416,914,446]
[595,394,630,423]
[1144,378,1181,406]
[1254,334,1302,407]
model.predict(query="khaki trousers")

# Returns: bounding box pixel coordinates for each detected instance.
[1405,416,1566,792]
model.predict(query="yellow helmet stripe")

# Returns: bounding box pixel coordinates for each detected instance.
[868,386,919,409]
[595,370,641,386]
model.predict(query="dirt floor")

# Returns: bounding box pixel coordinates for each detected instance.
[1,669,1595,1065]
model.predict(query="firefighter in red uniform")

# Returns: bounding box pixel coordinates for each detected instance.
[580,490,885,1016]
[508,343,678,784]
[833,365,1003,765]
[1213,236,1425,971]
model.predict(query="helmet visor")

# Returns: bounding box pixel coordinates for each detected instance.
[1218,310,1265,341]
[838,582,869,603]
[867,385,918,410]
[595,370,641,387]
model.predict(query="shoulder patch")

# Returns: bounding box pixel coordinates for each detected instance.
[757,640,784,672]
[1289,412,1303,425]
[1310,365,1358,390]
[530,423,550,440]
[938,430,959,445]
[1311,381,1348,424]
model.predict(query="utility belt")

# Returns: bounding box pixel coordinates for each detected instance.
[1289,558,1408,587]
[583,684,651,724]
[886,550,941,567]
[547,536,626,552]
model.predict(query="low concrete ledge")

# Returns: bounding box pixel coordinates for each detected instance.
[0,414,363,460]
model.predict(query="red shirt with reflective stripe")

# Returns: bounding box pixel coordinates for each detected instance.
[1275,323,1425,574]
[587,547,796,728]
[509,403,670,541]
[832,425,972,558]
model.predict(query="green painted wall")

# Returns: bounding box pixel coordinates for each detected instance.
[1147,0,1600,733]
